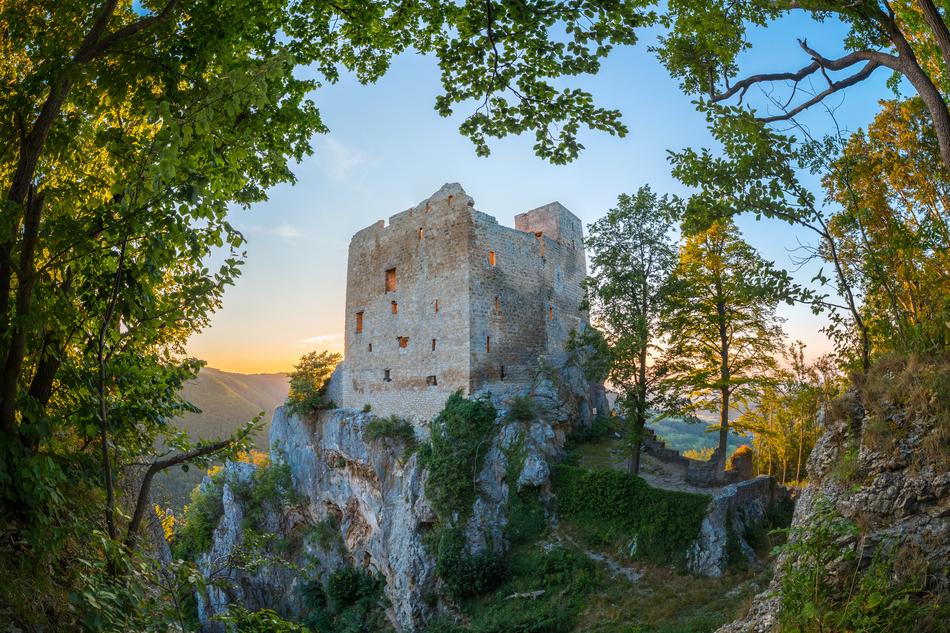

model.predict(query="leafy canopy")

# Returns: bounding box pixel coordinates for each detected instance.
[582,186,678,470]
[286,350,341,415]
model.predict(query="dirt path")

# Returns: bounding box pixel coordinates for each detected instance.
[556,531,642,583]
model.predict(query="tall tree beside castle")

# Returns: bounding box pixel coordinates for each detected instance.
[583,186,677,474]
[659,219,788,473]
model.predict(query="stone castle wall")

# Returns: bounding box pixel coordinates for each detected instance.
[340,185,475,419]
[468,203,586,390]
[337,183,587,420]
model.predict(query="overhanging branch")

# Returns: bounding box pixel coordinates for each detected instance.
[711,40,900,122]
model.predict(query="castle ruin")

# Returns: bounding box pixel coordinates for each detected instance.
[328,183,588,420]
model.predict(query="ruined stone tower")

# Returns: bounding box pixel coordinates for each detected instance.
[330,183,588,420]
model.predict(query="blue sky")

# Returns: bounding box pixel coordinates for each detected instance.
[186,11,896,373]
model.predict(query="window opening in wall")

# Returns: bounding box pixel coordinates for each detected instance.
[426,375,438,386]
[486,336,491,353]
[368,343,372,352]
[549,306,554,320]
[391,301,398,314]
[385,268,397,292]
[500,365,506,380]
[494,296,500,313]
[434,299,439,313]
[384,369,391,382]
[539,238,545,258]
[431,338,436,351]
[418,228,424,240]
[398,336,409,348]
[488,250,496,266]
[355,311,363,334]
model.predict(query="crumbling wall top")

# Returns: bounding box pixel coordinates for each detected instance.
[514,201,583,245]
[351,183,477,246]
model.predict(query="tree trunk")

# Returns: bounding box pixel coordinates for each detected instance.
[717,300,730,473]
[0,188,44,437]
[630,341,649,475]
[885,9,950,175]
[796,418,805,482]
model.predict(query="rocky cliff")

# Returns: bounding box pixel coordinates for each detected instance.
[192,351,606,630]
[189,349,789,631]
[718,362,950,632]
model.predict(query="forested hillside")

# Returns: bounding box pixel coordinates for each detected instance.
[152,368,288,510]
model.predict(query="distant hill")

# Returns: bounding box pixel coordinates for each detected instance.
[152,367,289,511]
[648,415,750,455]
[173,367,289,443]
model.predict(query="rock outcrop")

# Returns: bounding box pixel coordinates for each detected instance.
[193,350,602,631]
[687,476,785,577]
[717,388,950,632]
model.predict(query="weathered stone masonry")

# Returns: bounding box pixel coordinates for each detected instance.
[328,183,588,420]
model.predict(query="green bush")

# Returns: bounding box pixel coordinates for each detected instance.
[300,567,390,633]
[422,391,497,521]
[505,395,537,422]
[215,606,309,632]
[173,473,225,560]
[423,546,600,633]
[312,515,343,553]
[235,460,298,532]
[551,465,710,564]
[433,527,506,600]
[327,567,382,609]
[503,435,547,545]
[364,416,417,453]
[286,350,340,415]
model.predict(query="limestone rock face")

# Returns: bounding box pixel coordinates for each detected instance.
[716,394,950,632]
[195,461,311,631]
[192,345,606,631]
[687,476,784,577]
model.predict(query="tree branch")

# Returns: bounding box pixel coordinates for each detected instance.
[77,0,181,62]
[916,0,950,74]
[711,42,898,121]
[124,425,254,551]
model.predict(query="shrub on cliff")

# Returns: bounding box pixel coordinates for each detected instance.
[552,464,710,565]
[778,497,947,631]
[300,567,390,633]
[421,391,497,521]
[364,416,418,454]
[286,350,341,415]
[419,392,501,599]
[173,470,226,561]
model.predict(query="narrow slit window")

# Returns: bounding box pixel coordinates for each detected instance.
[494,296,500,314]
[549,306,554,320]
[368,343,373,352]
[431,338,437,351]
[488,251,496,266]
[418,227,424,240]
[385,268,397,292]
[434,299,439,313]
[500,365,506,380]
[397,336,409,348]
[383,369,391,382]
[426,375,438,386]
[486,336,491,353]
[355,311,364,334]
[391,301,398,314]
